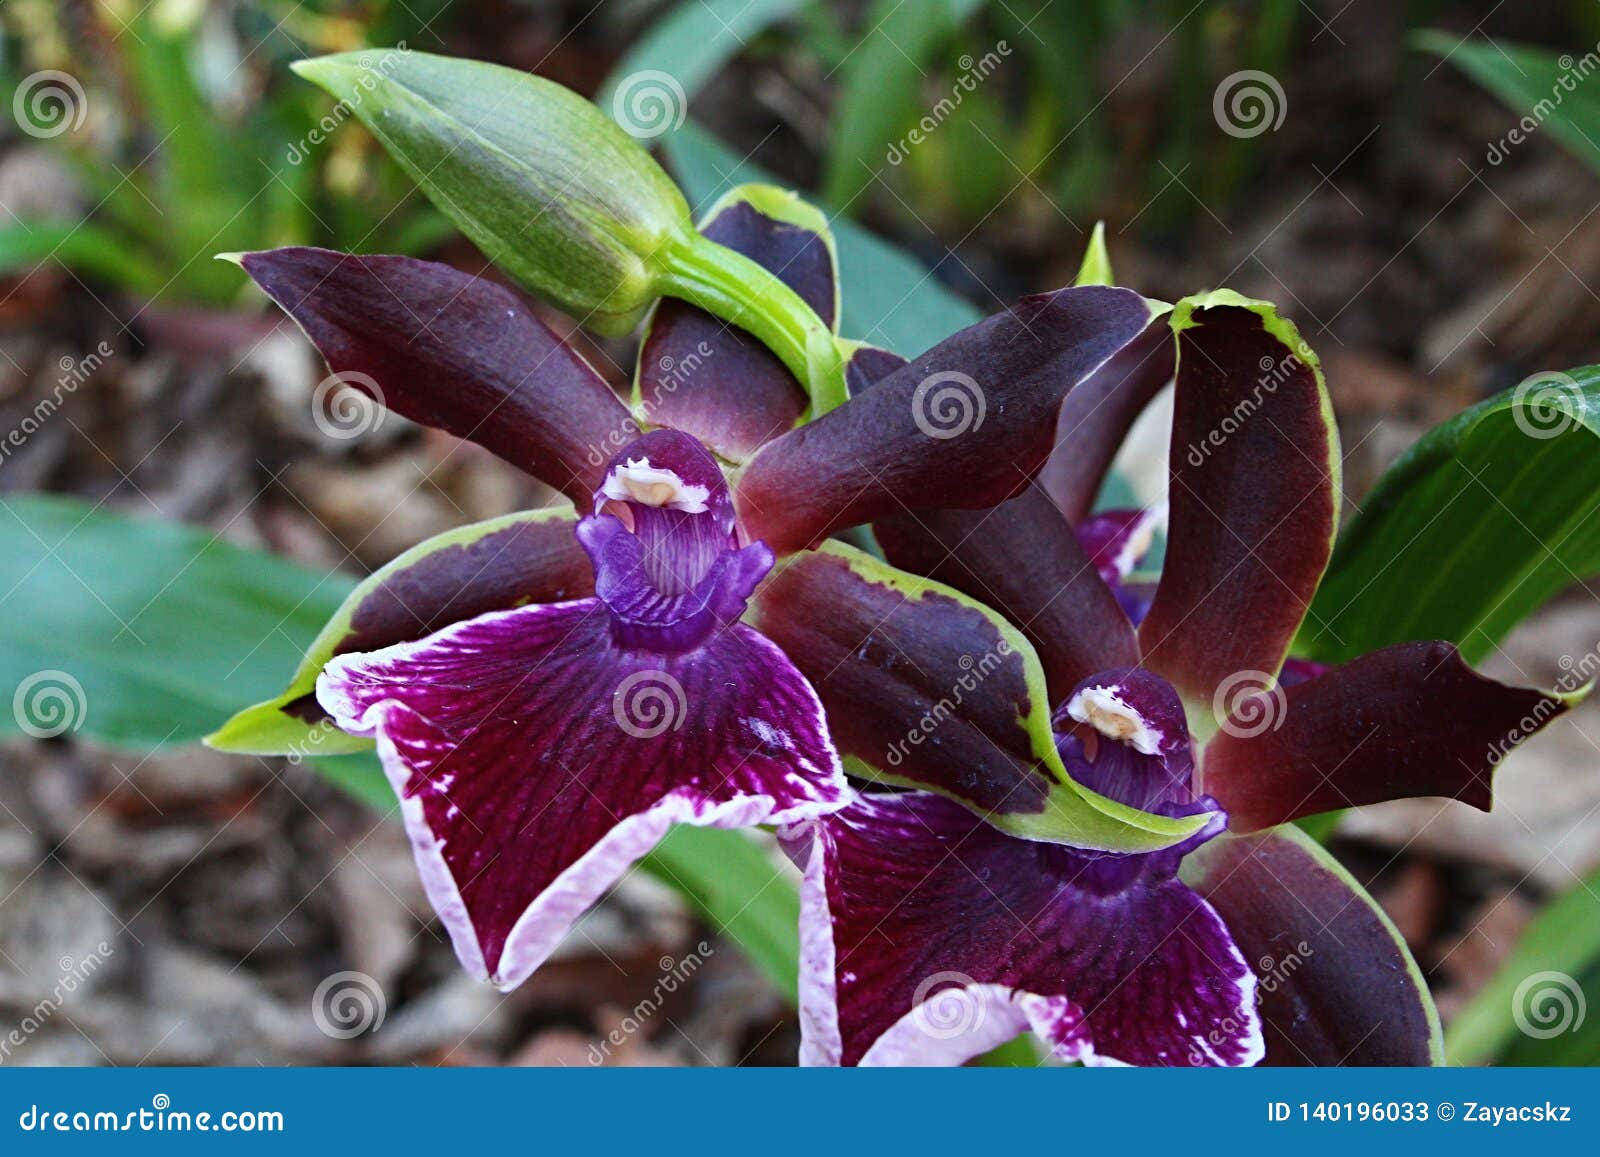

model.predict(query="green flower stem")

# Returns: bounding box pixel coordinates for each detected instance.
[658,229,849,415]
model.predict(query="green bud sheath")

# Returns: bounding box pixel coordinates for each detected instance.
[292,49,690,335]
[293,49,848,408]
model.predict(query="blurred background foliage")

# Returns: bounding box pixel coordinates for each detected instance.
[3,0,1600,1067]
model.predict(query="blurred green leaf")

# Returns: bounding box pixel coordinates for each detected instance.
[0,493,802,996]
[1418,32,1600,173]
[0,493,352,748]
[0,221,162,293]
[600,0,813,110]
[663,122,982,353]
[1300,366,1600,665]
[821,0,985,210]
[1447,866,1600,1065]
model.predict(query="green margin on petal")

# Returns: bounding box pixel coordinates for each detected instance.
[206,506,578,757]
[1169,289,1342,745]
[1073,221,1114,287]
[1184,824,1445,1066]
[793,541,1212,854]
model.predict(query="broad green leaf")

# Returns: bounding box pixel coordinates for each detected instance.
[1418,33,1600,173]
[821,0,986,209]
[600,0,813,110]
[0,494,351,748]
[1447,865,1600,1065]
[0,494,803,996]
[663,122,982,354]
[1300,366,1600,665]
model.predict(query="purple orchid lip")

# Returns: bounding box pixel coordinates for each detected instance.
[580,429,774,653]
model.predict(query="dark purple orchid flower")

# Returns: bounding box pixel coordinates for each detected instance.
[758,292,1577,1066]
[216,189,1196,990]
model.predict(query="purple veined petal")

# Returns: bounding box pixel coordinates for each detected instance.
[875,485,1137,707]
[636,187,837,462]
[1183,826,1442,1065]
[206,507,592,755]
[1199,641,1581,832]
[748,542,1212,853]
[736,286,1161,553]
[318,599,846,990]
[239,248,632,505]
[784,790,1261,1067]
[1038,319,1175,524]
[1138,293,1340,726]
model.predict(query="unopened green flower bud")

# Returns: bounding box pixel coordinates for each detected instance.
[292,49,692,335]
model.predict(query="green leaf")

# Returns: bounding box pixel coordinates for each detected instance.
[291,49,692,335]
[820,0,986,209]
[0,494,803,996]
[1446,865,1600,1065]
[643,825,801,997]
[0,222,163,294]
[663,122,982,354]
[600,0,813,109]
[1300,366,1600,664]
[0,493,352,748]
[1417,33,1600,173]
